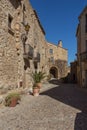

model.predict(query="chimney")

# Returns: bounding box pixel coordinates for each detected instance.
[58,40,62,47]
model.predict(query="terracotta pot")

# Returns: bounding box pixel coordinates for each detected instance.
[33,87,39,96]
[10,98,18,107]
[36,82,42,89]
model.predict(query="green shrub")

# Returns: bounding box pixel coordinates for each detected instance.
[32,71,46,83]
[4,92,21,106]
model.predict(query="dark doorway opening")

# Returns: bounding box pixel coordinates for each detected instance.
[50,67,58,78]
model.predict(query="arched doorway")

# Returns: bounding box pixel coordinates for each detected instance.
[50,67,58,78]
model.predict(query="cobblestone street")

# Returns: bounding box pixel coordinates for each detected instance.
[0,82,87,130]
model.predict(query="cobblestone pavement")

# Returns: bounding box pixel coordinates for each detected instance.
[0,82,87,130]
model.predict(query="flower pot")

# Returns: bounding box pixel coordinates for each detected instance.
[36,82,42,89]
[33,87,39,96]
[9,98,18,107]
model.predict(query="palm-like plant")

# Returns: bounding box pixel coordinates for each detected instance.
[32,71,46,83]
[32,71,46,96]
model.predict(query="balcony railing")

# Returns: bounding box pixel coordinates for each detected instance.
[80,51,87,61]
[33,52,40,62]
[23,44,33,59]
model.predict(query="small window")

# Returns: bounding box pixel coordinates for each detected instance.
[8,14,13,29]
[9,0,21,9]
[85,14,87,33]
[85,40,87,51]
[49,49,53,54]
[8,14,14,35]
[86,14,87,24]
[85,25,87,33]
[23,4,26,11]
[34,62,38,69]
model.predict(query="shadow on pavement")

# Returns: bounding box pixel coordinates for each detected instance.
[41,84,87,130]
[49,79,61,85]
[74,111,87,130]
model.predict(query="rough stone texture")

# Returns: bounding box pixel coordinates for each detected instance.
[0,0,20,91]
[0,83,87,130]
[0,0,46,91]
[76,6,87,87]
[0,0,68,93]
[56,59,68,79]
[47,41,68,79]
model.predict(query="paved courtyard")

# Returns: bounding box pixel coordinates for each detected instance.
[0,82,87,130]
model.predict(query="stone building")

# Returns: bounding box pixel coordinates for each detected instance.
[0,0,68,93]
[76,6,87,87]
[47,40,68,79]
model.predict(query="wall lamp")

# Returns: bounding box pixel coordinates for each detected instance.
[21,23,30,43]
[24,23,30,34]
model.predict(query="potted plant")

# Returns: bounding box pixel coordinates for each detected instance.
[4,92,21,107]
[32,71,46,96]
[33,84,39,96]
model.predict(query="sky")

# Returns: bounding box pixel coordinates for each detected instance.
[29,0,87,65]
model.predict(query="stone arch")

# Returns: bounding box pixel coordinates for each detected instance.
[50,66,58,78]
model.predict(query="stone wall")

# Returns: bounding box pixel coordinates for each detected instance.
[56,60,68,79]
[47,41,68,79]
[0,0,68,94]
[0,0,48,93]
[76,6,87,87]
[0,0,21,93]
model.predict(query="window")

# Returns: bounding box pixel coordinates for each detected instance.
[9,0,21,9]
[8,14,13,29]
[34,62,38,70]
[8,14,14,35]
[85,40,87,51]
[49,49,53,54]
[86,14,87,24]
[85,14,87,32]
[85,70,87,86]
[23,4,26,11]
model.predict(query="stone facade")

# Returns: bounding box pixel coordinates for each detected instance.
[76,6,87,87]
[0,0,22,92]
[47,41,68,79]
[0,0,68,94]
